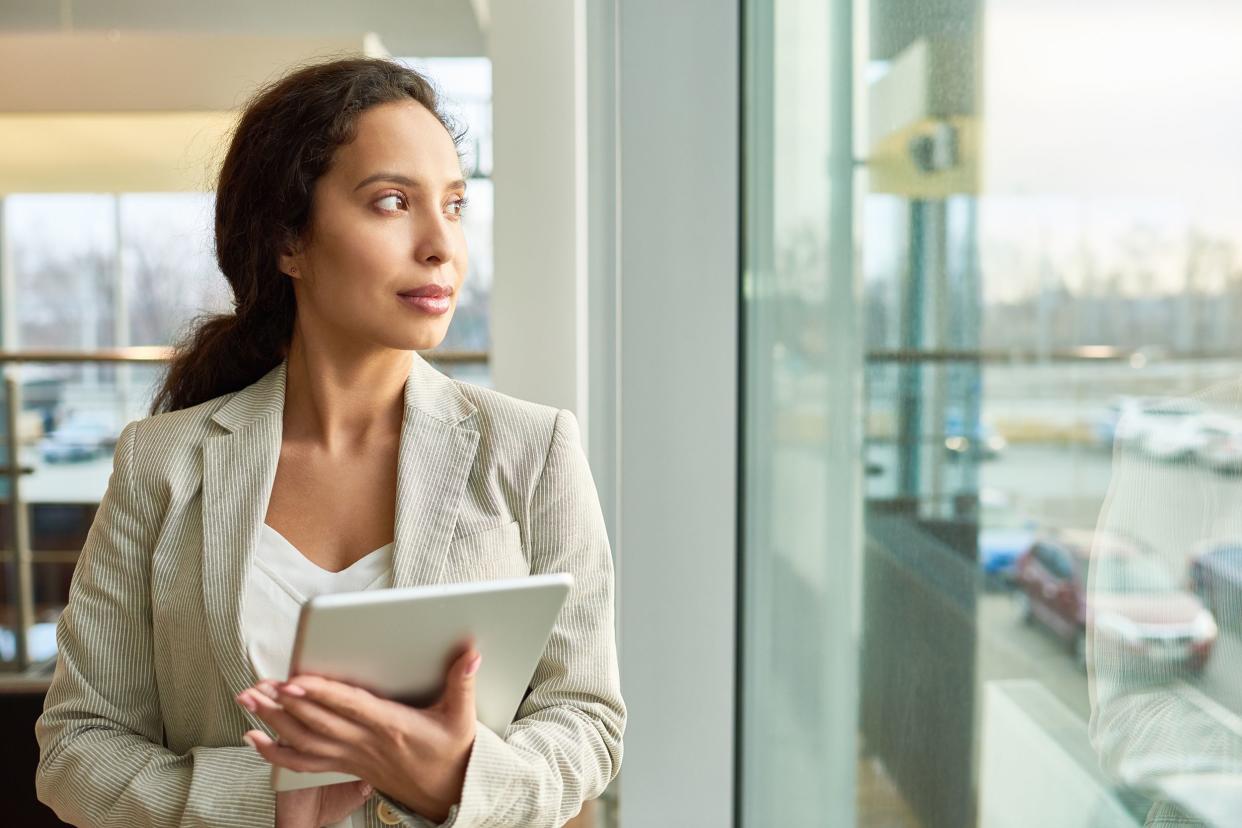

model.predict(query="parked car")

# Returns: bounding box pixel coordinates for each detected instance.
[977,488,1036,589]
[1113,398,1204,454]
[1140,414,1210,462]
[1188,540,1242,631]
[944,413,1006,461]
[1192,416,1242,474]
[39,415,117,464]
[1013,529,1217,674]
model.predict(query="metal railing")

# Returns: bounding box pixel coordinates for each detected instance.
[865,346,1242,364]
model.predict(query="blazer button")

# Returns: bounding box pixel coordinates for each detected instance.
[376,800,404,825]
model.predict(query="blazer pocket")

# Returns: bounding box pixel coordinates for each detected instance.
[445,520,528,583]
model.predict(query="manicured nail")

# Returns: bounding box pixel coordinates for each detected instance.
[243,733,258,750]
[278,683,306,698]
[256,683,279,700]
[360,783,374,798]
[235,692,257,713]
[249,691,281,710]
[464,653,482,677]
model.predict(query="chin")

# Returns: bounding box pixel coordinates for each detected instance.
[398,326,451,352]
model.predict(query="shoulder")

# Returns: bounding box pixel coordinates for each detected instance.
[453,380,564,443]
[118,392,236,487]
[131,394,230,449]
[449,381,588,480]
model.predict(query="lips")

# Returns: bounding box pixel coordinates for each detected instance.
[398,283,453,299]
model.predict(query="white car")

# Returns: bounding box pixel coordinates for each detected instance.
[1113,399,1204,457]
[39,414,119,464]
[1193,416,1242,473]
[1140,415,1209,462]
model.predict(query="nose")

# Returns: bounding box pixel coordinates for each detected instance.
[412,204,455,267]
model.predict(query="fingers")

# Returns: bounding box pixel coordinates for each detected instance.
[318,779,376,825]
[236,683,348,761]
[243,729,339,774]
[435,647,482,723]
[272,684,370,746]
[282,675,401,729]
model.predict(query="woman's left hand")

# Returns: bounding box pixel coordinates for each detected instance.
[235,647,482,824]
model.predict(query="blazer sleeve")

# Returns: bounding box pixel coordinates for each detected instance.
[35,421,276,828]
[383,408,626,828]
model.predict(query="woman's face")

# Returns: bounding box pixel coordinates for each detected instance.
[280,99,469,354]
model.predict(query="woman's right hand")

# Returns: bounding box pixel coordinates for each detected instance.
[275,779,373,828]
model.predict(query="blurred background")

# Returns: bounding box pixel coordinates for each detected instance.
[2,0,1241,826]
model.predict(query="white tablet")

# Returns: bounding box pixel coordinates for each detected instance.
[270,572,573,792]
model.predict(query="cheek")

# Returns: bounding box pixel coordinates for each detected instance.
[454,236,470,287]
[310,231,400,296]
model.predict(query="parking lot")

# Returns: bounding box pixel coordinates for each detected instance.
[974,440,1242,724]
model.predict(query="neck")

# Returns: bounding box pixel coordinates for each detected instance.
[281,331,409,452]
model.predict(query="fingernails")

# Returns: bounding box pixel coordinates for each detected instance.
[235,692,257,713]
[464,653,483,677]
[277,682,306,698]
[243,733,258,750]
[256,682,279,700]
[360,783,374,798]
[247,690,280,710]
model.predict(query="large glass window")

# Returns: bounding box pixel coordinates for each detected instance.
[743,0,1242,825]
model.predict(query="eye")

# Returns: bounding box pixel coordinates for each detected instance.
[374,192,407,213]
[447,196,470,218]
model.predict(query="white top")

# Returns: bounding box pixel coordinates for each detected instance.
[243,523,394,828]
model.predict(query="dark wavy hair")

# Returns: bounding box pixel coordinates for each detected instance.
[150,56,465,415]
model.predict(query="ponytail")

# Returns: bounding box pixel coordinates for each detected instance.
[150,298,294,415]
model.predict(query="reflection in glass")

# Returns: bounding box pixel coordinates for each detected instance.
[1091,387,1242,826]
[746,0,1242,825]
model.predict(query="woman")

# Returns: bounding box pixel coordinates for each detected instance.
[34,57,625,828]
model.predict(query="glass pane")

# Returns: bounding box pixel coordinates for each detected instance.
[120,193,230,347]
[741,0,856,823]
[8,195,118,350]
[430,358,493,389]
[2,362,164,672]
[402,56,494,179]
[438,177,493,355]
[743,0,1242,825]
[0,375,16,670]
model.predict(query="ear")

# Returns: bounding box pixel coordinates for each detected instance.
[276,230,304,280]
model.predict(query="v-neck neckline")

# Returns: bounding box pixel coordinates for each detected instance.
[260,522,393,577]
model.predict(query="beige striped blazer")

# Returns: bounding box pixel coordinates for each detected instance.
[35,353,625,828]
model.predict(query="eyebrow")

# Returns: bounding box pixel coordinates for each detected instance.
[353,172,467,192]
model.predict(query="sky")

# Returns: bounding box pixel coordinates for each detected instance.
[976,0,1242,301]
[862,0,1242,304]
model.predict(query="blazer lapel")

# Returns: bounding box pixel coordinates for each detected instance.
[201,361,286,710]
[198,353,479,708]
[392,351,480,588]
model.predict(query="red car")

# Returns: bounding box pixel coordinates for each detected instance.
[1013,529,1217,674]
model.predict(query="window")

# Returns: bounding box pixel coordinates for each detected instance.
[741,0,1242,824]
